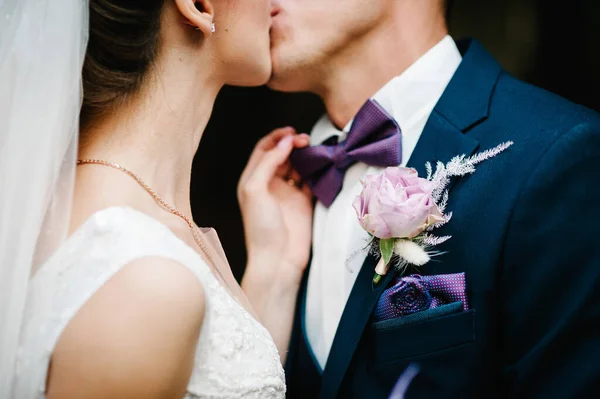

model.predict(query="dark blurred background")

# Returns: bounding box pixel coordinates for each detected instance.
[191,0,600,280]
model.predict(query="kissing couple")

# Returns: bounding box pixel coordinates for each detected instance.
[1,0,599,398]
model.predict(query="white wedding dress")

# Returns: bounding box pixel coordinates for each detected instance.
[13,207,286,398]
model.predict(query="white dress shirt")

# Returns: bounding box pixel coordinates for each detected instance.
[305,35,463,370]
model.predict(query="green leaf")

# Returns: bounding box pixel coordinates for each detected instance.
[373,273,382,285]
[380,238,395,266]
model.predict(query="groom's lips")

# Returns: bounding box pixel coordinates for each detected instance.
[270,4,284,33]
[270,17,284,42]
[271,5,281,18]
[269,3,281,41]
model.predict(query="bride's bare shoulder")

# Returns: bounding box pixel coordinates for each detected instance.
[47,256,205,399]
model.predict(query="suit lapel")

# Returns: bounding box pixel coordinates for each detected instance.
[406,110,480,177]
[319,254,396,399]
[319,113,479,399]
[318,39,502,399]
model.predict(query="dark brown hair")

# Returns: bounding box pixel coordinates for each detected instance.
[80,0,165,128]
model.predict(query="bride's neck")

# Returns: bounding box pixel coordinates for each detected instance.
[78,52,222,218]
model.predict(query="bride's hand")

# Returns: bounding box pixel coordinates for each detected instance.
[238,127,312,358]
[238,127,313,280]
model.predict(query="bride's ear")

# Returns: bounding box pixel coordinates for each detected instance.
[176,0,215,36]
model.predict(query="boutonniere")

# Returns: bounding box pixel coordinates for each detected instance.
[353,142,513,284]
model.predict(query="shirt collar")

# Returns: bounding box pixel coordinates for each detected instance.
[310,35,462,145]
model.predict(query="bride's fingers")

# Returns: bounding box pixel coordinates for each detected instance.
[276,161,292,179]
[244,135,294,194]
[252,131,308,176]
[249,127,295,168]
[239,130,311,201]
[261,127,297,149]
[283,169,302,186]
[240,127,295,186]
[285,169,313,200]
[276,134,310,178]
[293,134,311,148]
[301,181,313,199]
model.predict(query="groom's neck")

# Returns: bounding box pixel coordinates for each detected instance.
[317,16,447,129]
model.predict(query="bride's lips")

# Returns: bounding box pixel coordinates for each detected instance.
[271,5,281,18]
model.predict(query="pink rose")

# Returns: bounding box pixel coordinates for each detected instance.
[353,167,444,239]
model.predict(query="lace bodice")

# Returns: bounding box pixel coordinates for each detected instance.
[14,207,285,398]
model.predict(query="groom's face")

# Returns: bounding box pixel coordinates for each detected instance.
[268,0,388,92]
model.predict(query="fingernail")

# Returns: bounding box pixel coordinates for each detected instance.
[278,136,293,149]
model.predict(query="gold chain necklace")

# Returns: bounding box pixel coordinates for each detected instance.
[76,159,216,267]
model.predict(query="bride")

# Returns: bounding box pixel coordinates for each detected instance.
[0,0,313,397]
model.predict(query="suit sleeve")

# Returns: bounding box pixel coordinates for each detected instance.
[501,121,600,397]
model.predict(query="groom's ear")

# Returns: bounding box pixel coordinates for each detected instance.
[175,0,215,37]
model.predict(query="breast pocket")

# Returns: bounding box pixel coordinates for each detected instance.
[369,309,475,365]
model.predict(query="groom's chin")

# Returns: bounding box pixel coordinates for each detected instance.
[266,55,300,93]
[268,44,319,93]
[265,72,289,92]
[266,69,308,93]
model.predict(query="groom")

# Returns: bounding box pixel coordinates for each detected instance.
[267,0,600,398]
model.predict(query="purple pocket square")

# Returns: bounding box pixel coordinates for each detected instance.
[374,273,469,323]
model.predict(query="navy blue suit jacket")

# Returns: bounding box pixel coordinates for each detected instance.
[285,39,600,398]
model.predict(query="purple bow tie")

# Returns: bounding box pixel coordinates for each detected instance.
[290,99,402,207]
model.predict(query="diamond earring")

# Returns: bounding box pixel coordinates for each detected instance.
[210,23,216,33]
